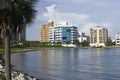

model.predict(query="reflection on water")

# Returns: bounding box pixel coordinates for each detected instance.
[11,48,120,80]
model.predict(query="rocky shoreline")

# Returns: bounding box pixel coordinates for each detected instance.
[11,67,41,80]
[0,51,42,80]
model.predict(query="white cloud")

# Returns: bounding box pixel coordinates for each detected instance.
[81,22,98,34]
[46,4,56,13]
[43,4,90,22]
[42,4,112,35]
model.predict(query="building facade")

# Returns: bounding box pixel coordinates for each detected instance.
[78,32,89,43]
[49,22,78,47]
[90,26,108,47]
[116,32,120,46]
[40,20,54,42]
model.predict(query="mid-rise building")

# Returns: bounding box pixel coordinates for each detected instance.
[90,26,108,47]
[40,20,54,42]
[49,22,78,47]
[116,32,120,46]
[78,32,89,43]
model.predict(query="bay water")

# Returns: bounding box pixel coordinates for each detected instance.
[11,48,120,80]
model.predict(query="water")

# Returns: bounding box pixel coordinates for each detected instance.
[11,48,120,80]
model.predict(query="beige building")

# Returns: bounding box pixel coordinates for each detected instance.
[90,26,108,47]
[40,20,54,42]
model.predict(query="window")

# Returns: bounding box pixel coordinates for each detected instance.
[62,37,66,39]
[67,29,71,32]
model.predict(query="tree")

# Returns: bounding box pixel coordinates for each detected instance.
[0,38,3,48]
[81,40,89,47]
[0,0,11,80]
[11,0,37,40]
[105,39,113,46]
[0,0,37,79]
[73,40,80,46]
[112,41,116,46]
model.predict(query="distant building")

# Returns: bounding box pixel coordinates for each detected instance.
[90,26,108,47]
[78,32,89,43]
[40,20,54,42]
[116,32,120,46]
[49,22,78,47]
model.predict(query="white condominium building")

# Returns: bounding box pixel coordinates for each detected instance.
[49,22,78,47]
[116,32,120,46]
[90,26,108,47]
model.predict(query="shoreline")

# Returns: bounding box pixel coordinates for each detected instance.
[12,49,37,53]
[12,46,120,53]
[1,45,120,54]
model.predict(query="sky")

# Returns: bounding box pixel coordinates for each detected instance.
[26,0,120,41]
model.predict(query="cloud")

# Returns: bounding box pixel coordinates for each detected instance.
[81,22,98,34]
[43,4,57,22]
[42,4,112,35]
[43,4,90,23]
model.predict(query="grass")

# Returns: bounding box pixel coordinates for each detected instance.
[0,45,68,54]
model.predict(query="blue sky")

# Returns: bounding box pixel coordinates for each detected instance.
[26,0,120,41]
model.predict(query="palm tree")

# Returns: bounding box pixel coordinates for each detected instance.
[0,0,11,79]
[11,0,37,40]
[0,0,37,80]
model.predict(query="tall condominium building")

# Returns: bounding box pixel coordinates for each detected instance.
[90,26,108,47]
[49,22,78,46]
[40,20,54,42]
[116,32,120,46]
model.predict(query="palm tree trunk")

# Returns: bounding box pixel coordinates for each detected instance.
[5,29,11,80]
